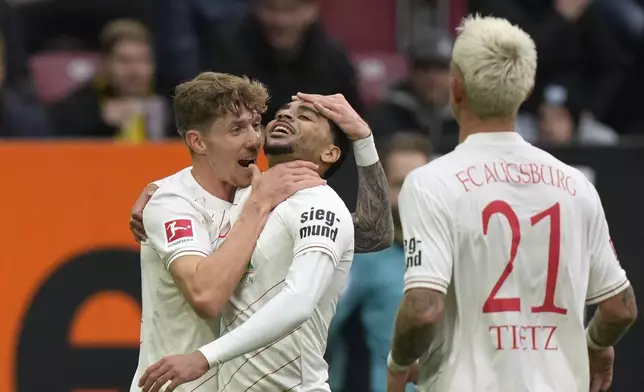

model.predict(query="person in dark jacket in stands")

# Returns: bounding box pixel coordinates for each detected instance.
[472,0,626,131]
[0,33,50,138]
[49,19,170,141]
[367,30,459,151]
[205,0,365,210]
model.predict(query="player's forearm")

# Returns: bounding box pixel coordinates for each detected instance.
[198,251,335,366]
[352,135,394,253]
[587,285,638,348]
[391,288,445,366]
[193,200,270,316]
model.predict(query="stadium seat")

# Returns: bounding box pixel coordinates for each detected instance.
[320,0,397,52]
[351,52,407,106]
[29,52,101,104]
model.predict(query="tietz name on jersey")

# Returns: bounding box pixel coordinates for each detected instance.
[299,207,340,242]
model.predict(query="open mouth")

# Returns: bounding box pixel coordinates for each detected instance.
[270,122,295,137]
[237,158,255,168]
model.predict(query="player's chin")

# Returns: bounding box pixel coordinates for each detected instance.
[233,165,253,187]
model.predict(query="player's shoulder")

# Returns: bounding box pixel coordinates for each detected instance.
[278,185,351,218]
[403,154,456,192]
[144,169,205,216]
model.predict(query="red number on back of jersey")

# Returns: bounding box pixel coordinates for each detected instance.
[482,201,568,315]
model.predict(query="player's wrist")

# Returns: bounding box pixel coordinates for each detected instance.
[244,195,271,217]
[352,132,379,167]
[387,352,412,372]
[586,327,611,351]
[198,343,220,369]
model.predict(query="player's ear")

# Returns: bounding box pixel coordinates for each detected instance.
[320,145,340,165]
[185,130,207,155]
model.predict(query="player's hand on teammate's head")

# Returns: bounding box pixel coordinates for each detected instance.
[130,183,159,242]
[293,92,371,141]
[588,346,614,392]
[138,351,209,392]
[249,160,326,211]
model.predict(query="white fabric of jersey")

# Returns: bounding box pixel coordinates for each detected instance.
[130,167,243,392]
[210,185,354,392]
[400,132,629,392]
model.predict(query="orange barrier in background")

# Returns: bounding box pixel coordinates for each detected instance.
[0,142,267,392]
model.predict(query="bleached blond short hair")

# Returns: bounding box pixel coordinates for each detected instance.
[452,14,537,118]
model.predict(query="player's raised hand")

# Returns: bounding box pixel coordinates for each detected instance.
[249,161,326,211]
[293,92,371,140]
[588,346,614,392]
[130,183,159,242]
[138,352,209,392]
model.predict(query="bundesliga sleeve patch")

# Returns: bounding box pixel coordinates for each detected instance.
[164,219,194,244]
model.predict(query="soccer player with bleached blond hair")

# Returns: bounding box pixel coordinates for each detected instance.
[386,15,637,392]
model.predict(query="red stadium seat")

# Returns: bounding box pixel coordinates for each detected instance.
[351,52,407,106]
[29,52,101,104]
[320,0,397,52]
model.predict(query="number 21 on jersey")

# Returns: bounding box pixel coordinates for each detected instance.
[482,200,567,315]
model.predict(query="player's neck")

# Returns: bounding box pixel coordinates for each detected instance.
[191,161,236,202]
[458,114,517,143]
[267,154,326,178]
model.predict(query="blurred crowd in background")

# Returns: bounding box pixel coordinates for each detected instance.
[2,0,643,391]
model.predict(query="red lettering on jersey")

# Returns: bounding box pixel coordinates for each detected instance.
[454,162,577,196]
[164,219,194,242]
[488,324,559,351]
[544,325,559,350]
[484,164,499,183]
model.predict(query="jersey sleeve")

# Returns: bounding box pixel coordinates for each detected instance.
[280,190,354,266]
[400,172,454,294]
[585,181,630,305]
[142,191,212,269]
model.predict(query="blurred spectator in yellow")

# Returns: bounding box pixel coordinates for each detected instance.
[328,133,431,392]
[0,32,51,138]
[516,84,619,146]
[471,0,626,132]
[367,30,459,151]
[48,19,169,141]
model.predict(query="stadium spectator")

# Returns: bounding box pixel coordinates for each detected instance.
[367,30,459,151]
[205,0,365,210]
[48,19,170,141]
[0,0,30,86]
[472,0,627,130]
[328,132,431,392]
[516,84,619,146]
[0,32,50,138]
[150,0,251,95]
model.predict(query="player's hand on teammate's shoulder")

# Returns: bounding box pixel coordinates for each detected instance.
[294,92,371,140]
[138,351,209,392]
[588,346,614,392]
[248,161,326,212]
[130,183,159,242]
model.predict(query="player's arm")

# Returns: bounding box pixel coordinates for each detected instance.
[584,181,637,349]
[389,174,452,369]
[352,134,394,253]
[143,192,271,319]
[197,199,354,367]
[294,92,394,253]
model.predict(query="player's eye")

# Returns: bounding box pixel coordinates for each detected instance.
[298,115,312,121]
[230,127,241,134]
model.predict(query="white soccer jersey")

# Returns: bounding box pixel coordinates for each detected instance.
[130,167,241,392]
[400,132,630,392]
[217,185,354,391]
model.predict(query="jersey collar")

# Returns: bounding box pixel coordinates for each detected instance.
[461,131,526,145]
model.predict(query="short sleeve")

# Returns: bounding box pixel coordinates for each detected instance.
[280,190,354,266]
[400,172,453,294]
[143,191,212,269]
[585,181,630,305]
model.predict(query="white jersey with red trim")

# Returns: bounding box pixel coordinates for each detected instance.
[130,167,243,392]
[399,132,630,392]
[217,185,354,392]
